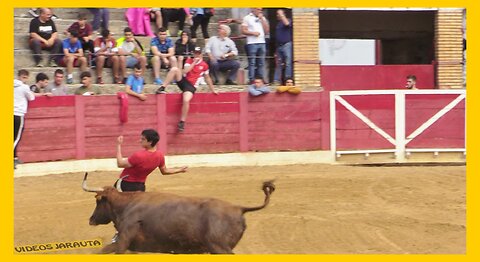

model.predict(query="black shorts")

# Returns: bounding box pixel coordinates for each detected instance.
[114,180,146,192]
[177,77,196,94]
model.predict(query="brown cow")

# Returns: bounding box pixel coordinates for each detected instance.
[82,173,275,254]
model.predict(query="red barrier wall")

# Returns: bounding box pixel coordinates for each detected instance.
[17,92,324,163]
[321,64,435,90]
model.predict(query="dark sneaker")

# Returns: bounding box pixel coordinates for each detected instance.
[225,79,237,85]
[155,86,166,94]
[177,121,185,132]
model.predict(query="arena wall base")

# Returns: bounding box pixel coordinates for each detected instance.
[13,150,335,178]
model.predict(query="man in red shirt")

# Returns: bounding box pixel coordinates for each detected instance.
[155,47,218,132]
[116,129,187,192]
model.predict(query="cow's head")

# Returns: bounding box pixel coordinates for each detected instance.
[82,173,119,225]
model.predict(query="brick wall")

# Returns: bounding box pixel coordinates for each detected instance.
[435,9,465,89]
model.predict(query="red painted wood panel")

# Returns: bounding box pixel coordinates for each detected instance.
[28,96,75,108]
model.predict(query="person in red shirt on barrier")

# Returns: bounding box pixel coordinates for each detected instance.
[115,129,188,192]
[155,47,218,132]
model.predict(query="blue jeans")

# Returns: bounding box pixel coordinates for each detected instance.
[88,8,110,31]
[274,42,293,83]
[246,43,266,82]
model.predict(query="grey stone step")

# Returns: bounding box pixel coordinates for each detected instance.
[14,17,129,34]
[14,8,127,21]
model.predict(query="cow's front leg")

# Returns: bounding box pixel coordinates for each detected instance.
[99,243,118,254]
[115,221,141,254]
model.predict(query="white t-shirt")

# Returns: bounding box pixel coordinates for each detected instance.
[242,13,267,45]
[14,79,35,116]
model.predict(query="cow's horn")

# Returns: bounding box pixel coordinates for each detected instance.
[115,175,129,192]
[82,172,104,192]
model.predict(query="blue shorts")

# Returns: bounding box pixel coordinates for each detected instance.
[126,56,139,68]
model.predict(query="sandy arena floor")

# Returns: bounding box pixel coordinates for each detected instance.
[14,164,465,254]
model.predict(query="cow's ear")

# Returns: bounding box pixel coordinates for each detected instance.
[95,195,103,201]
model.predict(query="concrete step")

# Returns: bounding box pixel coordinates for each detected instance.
[14,8,127,21]
[14,17,129,34]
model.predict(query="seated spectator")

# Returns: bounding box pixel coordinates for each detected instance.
[151,28,177,84]
[149,8,163,31]
[29,8,62,67]
[116,27,147,83]
[161,8,188,37]
[125,64,147,101]
[30,73,53,96]
[66,12,94,54]
[189,8,214,43]
[93,29,120,84]
[61,30,88,84]
[125,8,155,37]
[74,71,100,95]
[155,47,218,132]
[205,24,240,85]
[174,31,195,69]
[45,69,69,95]
[87,8,109,33]
[248,76,270,96]
[276,78,301,94]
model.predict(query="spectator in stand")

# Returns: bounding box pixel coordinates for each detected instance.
[29,8,62,67]
[149,8,163,31]
[276,78,301,94]
[248,75,270,96]
[14,69,50,168]
[30,72,53,96]
[66,12,94,54]
[125,64,147,101]
[45,69,69,95]
[205,24,240,85]
[75,71,101,95]
[161,8,188,37]
[117,27,147,83]
[94,29,120,84]
[61,30,88,84]
[189,8,214,43]
[242,8,269,83]
[155,47,218,132]
[405,75,418,90]
[125,8,155,37]
[273,8,293,85]
[88,8,109,33]
[151,27,177,85]
[174,31,195,69]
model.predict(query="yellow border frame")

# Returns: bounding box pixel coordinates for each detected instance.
[2,1,477,261]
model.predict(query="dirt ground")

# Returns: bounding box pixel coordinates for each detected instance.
[14,164,466,254]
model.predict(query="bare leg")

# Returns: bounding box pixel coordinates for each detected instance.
[181,91,194,122]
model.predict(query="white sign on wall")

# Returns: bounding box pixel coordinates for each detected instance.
[319,39,376,65]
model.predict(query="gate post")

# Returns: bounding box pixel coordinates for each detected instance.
[395,93,406,162]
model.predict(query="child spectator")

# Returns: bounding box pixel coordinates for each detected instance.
[248,76,270,96]
[125,64,147,101]
[66,12,94,54]
[93,29,120,84]
[61,30,88,84]
[74,71,100,95]
[174,31,195,69]
[276,78,301,94]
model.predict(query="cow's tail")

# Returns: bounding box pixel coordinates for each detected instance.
[242,180,276,213]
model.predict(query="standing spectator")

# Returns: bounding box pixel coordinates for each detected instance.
[205,24,240,85]
[29,8,62,67]
[405,75,418,90]
[14,70,46,168]
[93,29,120,84]
[88,8,109,33]
[45,69,69,95]
[155,47,218,132]
[174,31,195,69]
[161,8,188,37]
[74,71,100,95]
[117,27,147,83]
[29,73,53,96]
[248,75,270,96]
[189,8,214,43]
[151,28,177,85]
[66,12,94,54]
[125,64,147,101]
[241,8,269,83]
[273,8,293,85]
[61,30,88,84]
[125,8,155,37]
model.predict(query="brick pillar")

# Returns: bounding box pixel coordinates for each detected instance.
[292,9,321,87]
[435,9,465,89]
